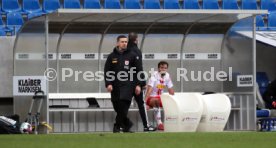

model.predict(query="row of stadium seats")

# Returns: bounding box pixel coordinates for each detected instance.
[256,13,276,30]
[2,11,275,36]
[0,0,276,36]
[0,0,276,12]
[0,12,24,36]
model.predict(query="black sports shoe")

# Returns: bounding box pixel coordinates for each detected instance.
[113,123,121,133]
[144,125,156,132]
[123,120,133,133]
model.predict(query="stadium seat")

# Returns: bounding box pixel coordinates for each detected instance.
[164,0,180,9]
[202,0,219,9]
[1,0,21,13]
[27,12,43,19]
[124,0,140,9]
[183,0,200,9]
[43,0,61,13]
[22,0,44,19]
[0,16,6,36]
[197,94,231,132]
[64,0,81,9]
[6,12,24,35]
[256,15,265,30]
[222,0,239,9]
[84,0,101,9]
[0,3,5,15]
[144,0,161,9]
[261,0,276,11]
[268,12,276,30]
[0,16,5,27]
[161,93,203,132]
[0,15,12,35]
[0,28,6,36]
[104,0,121,9]
[256,72,270,95]
[241,0,257,10]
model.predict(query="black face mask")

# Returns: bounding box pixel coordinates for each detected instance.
[160,72,166,78]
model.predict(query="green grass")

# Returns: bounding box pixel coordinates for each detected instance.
[0,132,276,148]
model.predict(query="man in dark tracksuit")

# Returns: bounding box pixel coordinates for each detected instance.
[128,32,156,132]
[104,35,142,133]
[263,79,276,109]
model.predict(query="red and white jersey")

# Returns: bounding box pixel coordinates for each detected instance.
[147,71,173,97]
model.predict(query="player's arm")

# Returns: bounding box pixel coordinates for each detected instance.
[166,74,174,95]
[104,54,113,91]
[168,88,174,95]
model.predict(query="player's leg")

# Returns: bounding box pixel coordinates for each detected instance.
[149,98,164,130]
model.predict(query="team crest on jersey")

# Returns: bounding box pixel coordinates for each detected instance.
[125,60,129,65]
[157,84,165,89]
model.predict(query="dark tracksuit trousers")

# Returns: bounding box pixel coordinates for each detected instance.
[133,92,148,128]
[111,85,133,129]
[112,99,132,128]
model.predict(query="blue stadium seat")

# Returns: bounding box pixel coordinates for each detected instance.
[84,0,101,9]
[64,0,81,9]
[43,0,61,13]
[6,12,24,35]
[0,3,5,15]
[222,0,239,9]
[183,0,200,9]
[256,15,265,30]
[203,0,219,9]
[268,12,276,30]
[242,0,257,10]
[124,0,140,9]
[234,15,265,30]
[27,12,43,19]
[164,0,180,9]
[257,72,270,96]
[0,28,6,36]
[261,0,276,11]
[144,0,161,9]
[0,16,4,26]
[22,0,44,19]
[1,0,21,13]
[0,15,12,35]
[104,0,121,9]
[22,0,42,13]
[0,16,6,35]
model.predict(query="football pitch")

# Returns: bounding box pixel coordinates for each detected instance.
[0,132,275,148]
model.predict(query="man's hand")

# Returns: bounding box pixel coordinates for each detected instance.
[107,85,113,92]
[272,101,276,108]
[142,85,147,90]
[135,85,141,95]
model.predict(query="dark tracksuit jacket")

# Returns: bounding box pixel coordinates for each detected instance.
[127,42,146,87]
[104,47,143,101]
[263,79,276,109]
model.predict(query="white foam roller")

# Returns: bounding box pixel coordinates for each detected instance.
[197,94,231,132]
[161,93,203,132]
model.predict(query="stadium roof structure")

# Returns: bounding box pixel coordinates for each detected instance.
[20,9,268,34]
[45,9,266,23]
